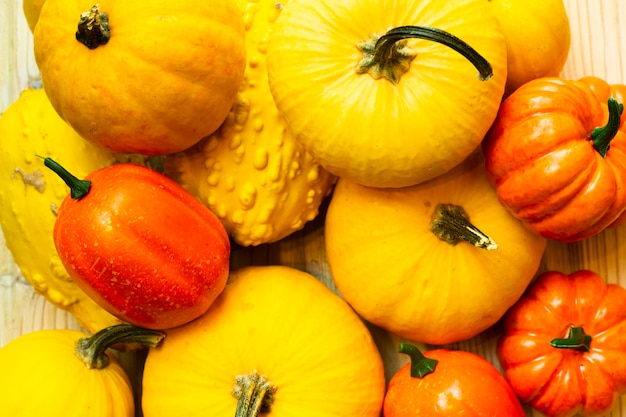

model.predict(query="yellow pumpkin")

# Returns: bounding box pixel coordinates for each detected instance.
[325,151,547,345]
[142,265,386,416]
[266,0,507,188]
[489,0,571,96]
[164,0,336,247]
[0,324,164,417]
[33,0,247,155]
[23,0,47,31]
[0,88,152,333]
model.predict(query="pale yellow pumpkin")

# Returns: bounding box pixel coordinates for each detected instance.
[142,265,386,416]
[165,0,336,246]
[325,151,547,345]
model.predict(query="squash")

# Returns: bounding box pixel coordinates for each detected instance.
[164,0,337,247]
[482,76,626,242]
[48,159,231,330]
[0,324,164,417]
[142,265,386,416]
[0,87,151,333]
[265,0,507,188]
[489,0,571,96]
[23,0,47,31]
[383,344,525,416]
[497,270,626,417]
[324,151,547,345]
[33,0,247,155]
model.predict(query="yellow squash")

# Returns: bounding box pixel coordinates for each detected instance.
[266,0,507,188]
[23,0,47,31]
[142,265,386,416]
[489,0,571,96]
[33,0,247,155]
[0,88,151,333]
[165,0,336,246]
[0,324,164,417]
[325,152,547,345]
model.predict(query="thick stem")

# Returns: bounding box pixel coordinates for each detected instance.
[550,326,592,352]
[591,98,624,158]
[399,343,438,378]
[75,324,166,369]
[357,26,493,84]
[430,203,498,250]
[42,157,92,200]
[233,371,276,417]
[76,4,111,49]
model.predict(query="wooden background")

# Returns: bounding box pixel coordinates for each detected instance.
[1,1,626,415]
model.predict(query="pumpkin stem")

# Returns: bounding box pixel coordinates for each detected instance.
[233,370,276,417]
[591,98,624,158]
[430,203,498,250]
[42,156,92,200]
[75,324,166,369]
[550,325,592,352]
[399,343,438,378]
[76,4,111,49]
[356,26,493,84]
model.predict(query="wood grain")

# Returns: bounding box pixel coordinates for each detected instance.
[1,1,625,416]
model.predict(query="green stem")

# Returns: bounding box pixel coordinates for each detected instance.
[42,157,92,200]
[399,343,438,378]
[550,326,592,352]
[233,371,276,417]
[75,324,166,369]
[430,203,498,250]
[591,98,624,158]
[357,26,493,84]
[76,4,110,49]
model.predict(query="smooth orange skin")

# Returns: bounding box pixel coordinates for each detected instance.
[482,76,626,242]
[497,270,626,417]
[383,349,525,416]
[53,163,231,330]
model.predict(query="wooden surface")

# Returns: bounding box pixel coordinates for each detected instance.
[2,1,626,416]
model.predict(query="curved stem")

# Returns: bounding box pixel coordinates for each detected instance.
[42,157,92,200]
[591,98,624,158]
[550,326,592,352]
[430,203,498,250]
[357,26,493,84]
[76,4,110,49]
[233,371,276,417]
[399,343,438,378]
[75,324,166,369]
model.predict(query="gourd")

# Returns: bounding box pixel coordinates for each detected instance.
[482,76,626,242]
[489,0,571,96]
[0,324,164,417]
[23,0,47,31]
[48,159,231,330]
[33,0,247,155]
[266,0,507,188]
[497,270,626,417]
[325,151,547,345]
[164,0,336,246]
[0,88,150,333]
[142,265,386,416]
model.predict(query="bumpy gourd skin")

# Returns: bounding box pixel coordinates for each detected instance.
[165,0,336,246]
[0,88,150,332]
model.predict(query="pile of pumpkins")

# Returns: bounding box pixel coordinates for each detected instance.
[2,0,626,416]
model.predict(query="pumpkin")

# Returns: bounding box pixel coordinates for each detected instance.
[383,343,525,416]
[482,76,626,242]
[0,324,164,417]
[324,151,547,345]
[48,159,231,329]
[23,0,47,31]
[497,270,626,417]
[0,87,152,333]
[164,0,337,247]
[489,0,571,96]
[33,0,247,155]
[265,0,507,188]
[142,265,386,416]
